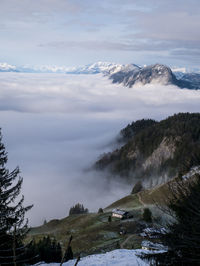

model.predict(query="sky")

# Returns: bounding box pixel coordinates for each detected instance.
[0,72,200,225]
[0,0,200,68]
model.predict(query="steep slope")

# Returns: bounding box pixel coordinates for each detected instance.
[110,64,200,90]
[110,64,176,87]
[95,113,200,189]
[180,73,200,90]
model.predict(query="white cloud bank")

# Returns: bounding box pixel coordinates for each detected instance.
[0,72,199,225]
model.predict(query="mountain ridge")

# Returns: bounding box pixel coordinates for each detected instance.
[0,61,137,74]
[95,113,200,189]
[1,61,200,89]
[109,63,200,90]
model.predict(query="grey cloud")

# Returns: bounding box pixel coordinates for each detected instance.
[171,49,200,57]
[118,0,200,63]
[39,40,168,52]
[0,0,83,17]
[1,0,199,67]
[39,39,200,60]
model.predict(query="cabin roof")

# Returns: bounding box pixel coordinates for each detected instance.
[112,208,128,216]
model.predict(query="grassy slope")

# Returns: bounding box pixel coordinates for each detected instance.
[27,181,174,256]
[28,212,127,256]
[27,195,144,256]
[104,194,142,211]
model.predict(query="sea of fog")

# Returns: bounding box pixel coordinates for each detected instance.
[0,72,200,226]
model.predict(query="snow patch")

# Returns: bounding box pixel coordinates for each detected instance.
[182,166,200,180]
[37,249,150,266]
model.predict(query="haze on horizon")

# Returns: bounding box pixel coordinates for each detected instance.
[0,0,200,68]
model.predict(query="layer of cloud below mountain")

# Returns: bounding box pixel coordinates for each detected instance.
[0,72,199,225]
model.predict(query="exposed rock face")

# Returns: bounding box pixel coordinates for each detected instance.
[127,149,140,160]
[109,63,200,90]
[142,137,176,170]
[94,113,200,190]
[110,64,177,87]
[96,136,177,189]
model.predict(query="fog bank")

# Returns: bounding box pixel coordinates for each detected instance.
[0,72,199,225]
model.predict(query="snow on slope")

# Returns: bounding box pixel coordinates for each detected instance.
[0,62,17,72]
[0,61,138,74]
[64,61,127,74]
[1,61,199,76]
[182,166,200,180]
[38,249,150,266]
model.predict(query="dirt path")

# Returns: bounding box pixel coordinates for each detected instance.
[120,234,135,249]
[138,193,145,206]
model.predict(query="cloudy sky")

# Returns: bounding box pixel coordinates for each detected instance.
[1,0,200,68]
[0,72,199,225]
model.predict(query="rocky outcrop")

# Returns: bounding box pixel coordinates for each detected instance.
[142,137,176,170]
[109,63,200,90]
[94,113,200,190]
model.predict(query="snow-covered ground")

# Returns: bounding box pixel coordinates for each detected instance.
[37,249,150,266]
[182,166,200,180]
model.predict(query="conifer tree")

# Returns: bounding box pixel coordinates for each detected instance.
[69,203,88,215]
[0,130,33,265]
[142,208,152,223]
[141,174,200,265]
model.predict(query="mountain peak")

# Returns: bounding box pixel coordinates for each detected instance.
[110,63,177,87]
[0,61,140,75]
[109,63,200,90]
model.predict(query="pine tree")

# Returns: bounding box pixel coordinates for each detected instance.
[0,130,33,265]
[142,208,152,223]
[141,174,200,265]
[69,203,88,215]
[98,208,103,213]
[131,181,143,194]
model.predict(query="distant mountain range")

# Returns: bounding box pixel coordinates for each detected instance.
[1,61,200,90]
[0,61,135,74]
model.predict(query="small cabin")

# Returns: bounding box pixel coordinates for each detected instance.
[112,209,129,219]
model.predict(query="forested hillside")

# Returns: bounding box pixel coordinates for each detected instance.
[95,113,200,188]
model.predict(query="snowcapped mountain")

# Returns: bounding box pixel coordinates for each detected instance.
[0,63,78,73]
[0,61,138,74]
[172,67,200,80]
[110,64,176,87]
[109,63,200,90]
[0,62,18,72]
[63,62,139,74]
[1,61,200,89]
